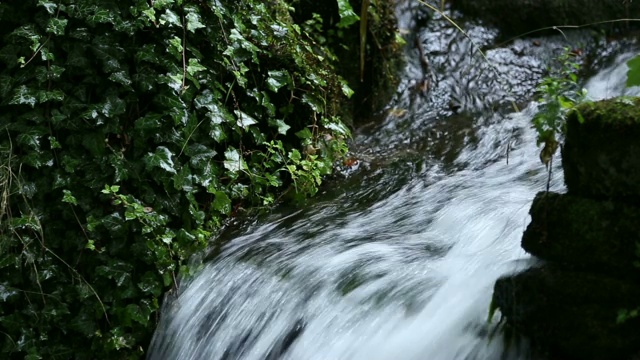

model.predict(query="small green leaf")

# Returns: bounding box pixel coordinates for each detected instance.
[340,79,354,98]
[289,149,302,162]
[85,239,96,251]
[62,190,78,205]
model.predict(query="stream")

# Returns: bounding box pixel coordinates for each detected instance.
[148,4,640,360]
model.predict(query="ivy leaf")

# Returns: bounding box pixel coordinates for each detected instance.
[185,9,205,32]
[46,18,68,36]
[160,9,180,27]
[626,55,640,88]
[210,125,227,142]
[225,29,260,63]
[10,85,38,107]
[86,8,112,25]
[125,304,148,325]
[145,146,176,174]
[235,110,257,129]
[153,0,174,9]
[295,128,313,140]
[269,119,290,135]
[340,79,354,98]
[173,165,194,192]
[266,70,291,92]
[302,93,324,112]
[337,0,359,28]
[186,143,216,169]
[187,58,207,76]
[62,190,78,205]
[324,120,350,136]
[37,0,57,14]
[108,71,132,86]
[96,261,132,287]
[223,148,247,173]
[138,272,162,297]
[37,89,65,103]
[289,149,301,162]
[212,190,231,215]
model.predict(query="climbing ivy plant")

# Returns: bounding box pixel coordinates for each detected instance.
[0,0,356,358]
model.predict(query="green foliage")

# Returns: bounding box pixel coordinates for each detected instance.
[625,54,640,88]
[0,0,353,358]
[532,48,587,168]
[337,0,360,28]
[617,308,640,324]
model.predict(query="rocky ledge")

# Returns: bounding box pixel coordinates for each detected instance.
[492,98,640,360]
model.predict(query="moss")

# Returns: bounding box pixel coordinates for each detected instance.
[573,97,640,126]
[562,97,640,202]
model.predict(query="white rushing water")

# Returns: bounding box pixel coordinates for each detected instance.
[149,48,640,360]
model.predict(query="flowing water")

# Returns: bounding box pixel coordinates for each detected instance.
[149,5,640,360]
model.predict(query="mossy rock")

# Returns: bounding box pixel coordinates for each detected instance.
[453,0,640,37]
[493,266,640,360]
[562,97,640,203]
[522,192,640,275]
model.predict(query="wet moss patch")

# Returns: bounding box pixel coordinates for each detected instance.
[562,97,640,202]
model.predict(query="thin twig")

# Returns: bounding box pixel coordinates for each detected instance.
[21,36,51,68]
[495,18,640,47]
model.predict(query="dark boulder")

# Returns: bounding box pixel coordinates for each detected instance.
[522,191,640,275]
[493,266,640,360]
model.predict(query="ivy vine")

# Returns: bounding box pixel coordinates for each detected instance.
[0,0,364,358]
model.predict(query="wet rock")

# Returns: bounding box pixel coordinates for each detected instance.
[522,191,640,275]
[562,97,640,203]
[453,0,640,37]
[493,266,640,360]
